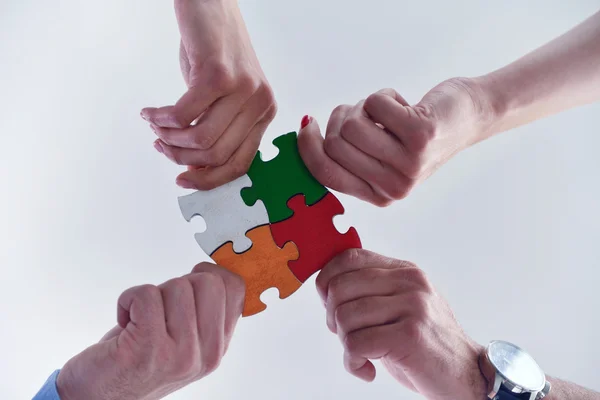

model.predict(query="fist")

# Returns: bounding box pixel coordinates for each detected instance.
[56,263,245,400]
[298,77,491,206]
[316,249,487,400]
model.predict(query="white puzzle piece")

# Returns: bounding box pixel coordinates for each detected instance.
[178,174,269,255]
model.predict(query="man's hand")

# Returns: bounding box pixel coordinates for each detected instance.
[316,249,487,400]
[142,0,276,190]
[55,263,245,400]
[298,77,493,206]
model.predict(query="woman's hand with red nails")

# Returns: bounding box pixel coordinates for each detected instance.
[141,0,276,190]
[315,249,487,400]
[298,77,493,206]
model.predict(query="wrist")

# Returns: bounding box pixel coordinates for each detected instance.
[470,73,512,142]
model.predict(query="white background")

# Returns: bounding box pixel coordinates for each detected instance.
[1,1,599,398]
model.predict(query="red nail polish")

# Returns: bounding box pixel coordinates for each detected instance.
[300,115,311,129]
[153,140,163,153]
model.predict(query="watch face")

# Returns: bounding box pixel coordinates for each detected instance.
[487,340,545,392]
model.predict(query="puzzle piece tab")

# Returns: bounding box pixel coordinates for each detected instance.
[178,175,269,256]
[241,131,328,223]
[211,225,301,317]
[270,192,362,283]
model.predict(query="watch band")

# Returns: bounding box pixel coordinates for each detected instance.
[495,386,531,400]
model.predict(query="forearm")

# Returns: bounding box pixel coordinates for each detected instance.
[545,376,600,399]
[474,10,600,141]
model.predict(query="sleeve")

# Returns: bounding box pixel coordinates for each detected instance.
[32,369,62,400]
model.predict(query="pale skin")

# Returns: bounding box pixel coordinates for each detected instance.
[53,250,600,400]
[89,1,600,399]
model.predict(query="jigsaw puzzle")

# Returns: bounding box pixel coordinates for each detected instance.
[177,130,361,317]
[211,225,301,316]
[240,131,329,223]
[271,193,362,282]
[178,175,269,255]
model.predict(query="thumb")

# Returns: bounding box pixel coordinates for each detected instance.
[297,115,330,185]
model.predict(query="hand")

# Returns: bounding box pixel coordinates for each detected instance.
[298,77,493,206]
[142,0,277,190]
[315,249,487,400]
[55,263,245,400]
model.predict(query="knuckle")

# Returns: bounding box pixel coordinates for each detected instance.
[135,284,161,302]
[201,346,224,375]
[192,131,218,150]
[323,133,341,156]
[331,104,349,118]
[206,63,236,92]
[364,91,386,111]
[339,116,362,137]
[237,72,259,93]
[165,112,188,129]
[388,178,414,200]
[327,275,346,302]
[343,331,363,355]
[230,157,251,178]
[168,277,191,294]
[204,148,230,167]
[402,265,432,291]
[402,317,426,347]
[264,101,277,122]
[408,291,431,319]
[403,159,425,180]
[336,248,363,267]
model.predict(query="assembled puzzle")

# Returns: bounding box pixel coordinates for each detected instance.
[178,131,362,317]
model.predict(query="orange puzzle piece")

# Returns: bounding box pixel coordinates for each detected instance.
[211,225,301,317]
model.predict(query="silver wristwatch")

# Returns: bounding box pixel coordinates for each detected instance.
[479,340,551,400]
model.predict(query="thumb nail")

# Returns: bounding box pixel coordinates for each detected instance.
[300,115,311,129]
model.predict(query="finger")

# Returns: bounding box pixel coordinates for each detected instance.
[117,284,166,335]
[325,269,419,333]
[151,93,249,150]
[364,90,434,153]
[297,112,381,204]
[338,103,410,174]
[332,294,413,338]
[156,89,271,166]
[158,277,198,343]
[141,86,219,129]
[344,350,376,382]
[175,113,270,190]
[327,102,412,201]
[100,325,124,342]
[315,249,406,304]
[188,272,227,373]
[344,320,417,362]
[190,262,245,342]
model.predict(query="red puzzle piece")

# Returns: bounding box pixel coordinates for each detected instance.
[270,192,362,282]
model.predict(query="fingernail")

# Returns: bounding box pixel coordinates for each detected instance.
[140,110,149,121]
[149,123,158,134]
[176,177,196,189]
[300,115,311,129]
[153,140,163,154]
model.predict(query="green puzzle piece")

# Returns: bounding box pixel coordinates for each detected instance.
[241,131,328,223]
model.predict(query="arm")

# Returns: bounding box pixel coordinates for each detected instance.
[142,0,276,191]
[546,377,600,400]
[297,9,600,206]
[315,249,600,400]
[34,263,244,400]
[479,10,600,140]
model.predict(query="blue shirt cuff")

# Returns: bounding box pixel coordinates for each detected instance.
[33,369,62,400]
